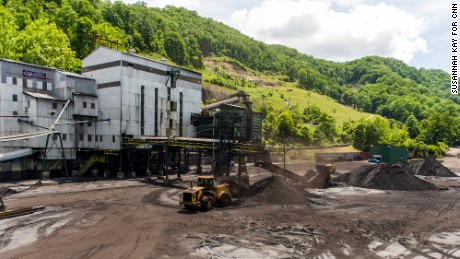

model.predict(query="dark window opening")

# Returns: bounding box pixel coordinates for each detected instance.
[43,81,47,90]
[12,77,17,85]
[63,134,67,141]
[112,135,116,143]
[52,103,57,109]
[83,102,87,108]
[12,111,18,116]
[79,135,84,141]
[88,135,92,142]
[169,119,173,129]
[87,122,92,127]
[12,94,18,102]
[91,103,95,109]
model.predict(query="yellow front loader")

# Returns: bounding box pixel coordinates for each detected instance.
[180,175,244,211]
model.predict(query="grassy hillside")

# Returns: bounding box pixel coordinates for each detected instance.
[203,58,377,125]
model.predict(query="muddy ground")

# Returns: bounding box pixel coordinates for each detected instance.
[1,157,460,259]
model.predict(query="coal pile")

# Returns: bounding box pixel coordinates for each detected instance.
[244,176,314,204]
[334,164,438,191]
[405,156,458,177]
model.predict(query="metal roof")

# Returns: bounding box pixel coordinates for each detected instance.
[23,91,65,101]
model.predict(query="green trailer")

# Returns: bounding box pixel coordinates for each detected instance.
[370,145,408,163]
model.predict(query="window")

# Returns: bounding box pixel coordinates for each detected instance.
[112,135,116,143]
[52,103,57,109]
[42,82,47,90]
[170,101,177,111]
[87,122,92,127]
[12,94,18,102]
[12,77,17,85]
[62,134,67,141]
[27,100,31,107]
[91,103,95,109]
[12,111,18,116]
[53,134,58,141]
[95,135,98,142]
[23,79,27,87]
[83,102,87,108]
[99,135,103,142]
[169,119,173,129]
[79,135,84,141]
[88,135,92,142]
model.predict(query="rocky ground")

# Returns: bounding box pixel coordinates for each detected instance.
[0,155,460,259]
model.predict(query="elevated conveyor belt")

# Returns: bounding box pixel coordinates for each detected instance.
[123,137,263,153]
[0,148,33,163]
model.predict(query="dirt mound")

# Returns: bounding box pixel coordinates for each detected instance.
[334,164,438,191]
[405,156,458,177]
[244,176,314,204]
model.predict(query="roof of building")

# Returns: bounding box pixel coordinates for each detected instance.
[0,58,56,71]
[91,46,202,76]
[0,58,94,80]
[23,91,66,101]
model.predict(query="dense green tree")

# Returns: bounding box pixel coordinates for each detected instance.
[0,5,17,59]
[164,31,187,65]
[352,121,380,151]
[405,114,420,139]
[69,16,95,59]
[13,19,80,71]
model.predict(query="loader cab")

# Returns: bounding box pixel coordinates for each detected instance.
[197,176,215,188]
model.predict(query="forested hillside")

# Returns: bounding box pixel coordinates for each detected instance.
[0,0,459,155]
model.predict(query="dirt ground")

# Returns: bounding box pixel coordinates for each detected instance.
[1,156,460,258]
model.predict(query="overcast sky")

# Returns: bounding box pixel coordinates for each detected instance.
[119,0,451,71]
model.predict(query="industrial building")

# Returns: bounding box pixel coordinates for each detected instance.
[0,47,261,180]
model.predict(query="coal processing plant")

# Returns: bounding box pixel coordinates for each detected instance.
[0,47,263,181]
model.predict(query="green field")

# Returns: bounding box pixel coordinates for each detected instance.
[202,59,378,125]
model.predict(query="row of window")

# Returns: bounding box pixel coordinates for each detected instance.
[52,134,117,143]
[78,135,117,143]
[10,77,53,90]
[83,102,96,109]
[12,95,95,111]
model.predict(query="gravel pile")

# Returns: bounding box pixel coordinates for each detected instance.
[405,156,458,177]
[334,163,438,191]
[244,176,314,204]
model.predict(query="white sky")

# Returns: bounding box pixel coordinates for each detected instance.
[119,0,452,71]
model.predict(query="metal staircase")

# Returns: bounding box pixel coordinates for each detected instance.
[76,156,106,177]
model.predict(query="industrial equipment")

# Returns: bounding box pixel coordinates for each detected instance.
[180,175,246,211]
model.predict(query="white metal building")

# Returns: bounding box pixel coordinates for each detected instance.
[0,58,99,173]
[82,47,202,149]
[0,48,202,177]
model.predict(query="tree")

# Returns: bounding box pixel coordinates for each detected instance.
[0,6,18,59]
[275,111,295,169]
[275,111,295,139]
[423,112,453,144]
[164,31,187,65]
[352,121,380,151]
[69,16,96,59]
[405,114,420,139]
[13,19,80,71]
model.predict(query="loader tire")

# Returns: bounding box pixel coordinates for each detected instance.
[201,196,213,211]
[219,193,231,207]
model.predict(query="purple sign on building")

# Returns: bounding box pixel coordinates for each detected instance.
[23,70,47,79]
